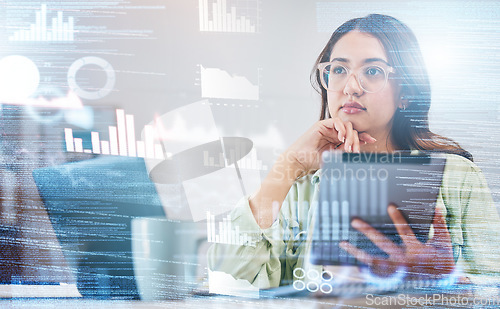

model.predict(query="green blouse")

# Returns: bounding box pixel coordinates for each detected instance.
[208,154,500,288]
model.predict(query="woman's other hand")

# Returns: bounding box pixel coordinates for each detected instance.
[282,117,376,177]
[340,205,455,279]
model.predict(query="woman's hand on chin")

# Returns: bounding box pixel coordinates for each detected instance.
[282,117,377,177]
[339,205,456,279]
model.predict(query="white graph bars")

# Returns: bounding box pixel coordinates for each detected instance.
[9,4,75,42]
[207,211,255,246]
[199,0,257,33]
[203,148,267,170]
[64,109,165,159]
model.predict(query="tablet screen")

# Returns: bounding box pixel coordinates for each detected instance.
[310,151,446,266]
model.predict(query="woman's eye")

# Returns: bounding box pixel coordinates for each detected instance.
[332,66,346,74]
[365,67,383,76]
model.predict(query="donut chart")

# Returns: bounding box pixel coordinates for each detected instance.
[67,56,115,100]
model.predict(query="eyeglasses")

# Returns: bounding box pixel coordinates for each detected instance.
[317,61,395,93]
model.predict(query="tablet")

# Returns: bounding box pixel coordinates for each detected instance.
[310,151,446,266]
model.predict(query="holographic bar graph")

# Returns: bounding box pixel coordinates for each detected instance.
[9,4,75,42]
[64,109,165,159]
[203,151,225,168]
[230,148,267,170]
[207,211,254,246]
[203,148,267,170]
[198,0,257,33]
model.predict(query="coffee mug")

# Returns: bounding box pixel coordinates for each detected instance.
[131,217,203,301]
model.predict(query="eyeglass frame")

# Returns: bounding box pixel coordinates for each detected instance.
[317,61,396,94]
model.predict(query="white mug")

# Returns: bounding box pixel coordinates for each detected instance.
[131,217,203,301]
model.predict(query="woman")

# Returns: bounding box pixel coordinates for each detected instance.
[208,14,500,288]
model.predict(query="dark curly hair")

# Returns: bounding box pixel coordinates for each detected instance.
[311,14,472,161]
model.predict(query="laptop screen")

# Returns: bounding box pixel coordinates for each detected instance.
[32,156,165,299]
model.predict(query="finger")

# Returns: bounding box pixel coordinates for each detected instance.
[429,207,452,248]
[317,121,343,146]
[388,205,418,247]
[352,130,360,153]
[351,219,400,255]
[318,117,336,129]
[344,122,353,153]
[358,132,377,144]
[333,118,346,144]
[318,138,339,152]
[339,241,373,265]
[318,118,345,143]
[371,259,402,277]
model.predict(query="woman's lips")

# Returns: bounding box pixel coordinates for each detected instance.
[341,102,366,114]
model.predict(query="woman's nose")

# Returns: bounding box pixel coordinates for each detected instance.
[343,74,363,96]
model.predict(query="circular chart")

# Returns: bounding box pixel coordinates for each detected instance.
[67,56,115,100]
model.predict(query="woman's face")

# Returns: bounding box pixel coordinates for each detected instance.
[327,31,401,139]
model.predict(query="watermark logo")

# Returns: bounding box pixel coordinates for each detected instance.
[366,293,500,307]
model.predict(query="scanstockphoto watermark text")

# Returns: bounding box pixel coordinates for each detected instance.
[366,293,500,307]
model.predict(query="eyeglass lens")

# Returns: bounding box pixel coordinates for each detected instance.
[321,64,388,93]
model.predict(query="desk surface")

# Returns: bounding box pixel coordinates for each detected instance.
[1,289,498,309]
[0,297,399,309]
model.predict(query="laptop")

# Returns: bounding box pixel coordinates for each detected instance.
[311,151,446,266]
[32,156,166,299]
